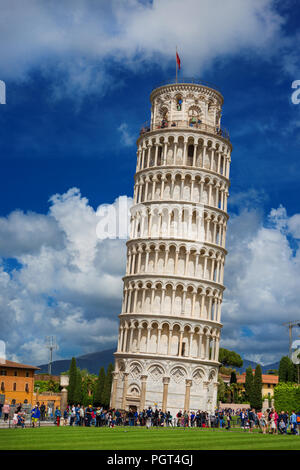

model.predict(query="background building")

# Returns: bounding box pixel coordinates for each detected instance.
[0,359,39,405]
[111,79,232,414]
[237,372,279,399]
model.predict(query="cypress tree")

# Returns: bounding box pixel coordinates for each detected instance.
[279,356,290,382]
[251,364,262,410]
[81,378,90,407]
[68,357,77,404]
[94,367,106,406]
[245,366,254,403]
[279,356,296,383]
[74,368,82,404]
[102,363,114,408]
[287,360,296,382]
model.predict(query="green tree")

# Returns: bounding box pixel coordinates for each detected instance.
[94,367,106,406]
[230,371,237,384]
[274,383,300,413]
[288,360,296,382]
[219,348,243,368]
[279,356,296,383]
[68,357,77,404]
[81,379,90,407]
[251,365,262,410]
[217,376,226,402]
[73,368,82,404]
[102,363,114,408]
[245,366,254,403]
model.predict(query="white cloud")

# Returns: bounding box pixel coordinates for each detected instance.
[222,202,300,364]
[0,185,299,366]
[0,0,285,99]
[118,123,135,147]
[0,189,131,365]
[0,210,64,257]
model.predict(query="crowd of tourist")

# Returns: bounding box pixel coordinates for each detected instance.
[1,401,299,435]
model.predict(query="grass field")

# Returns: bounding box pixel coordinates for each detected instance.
[1,426,300,450]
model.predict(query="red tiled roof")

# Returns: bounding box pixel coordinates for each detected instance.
[0,359,40,370]
[237,373,278,385]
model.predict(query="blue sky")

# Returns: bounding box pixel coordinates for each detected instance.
[0,0,300,366]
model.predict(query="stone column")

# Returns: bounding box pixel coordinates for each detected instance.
[210,258,215,280]
[152,178,157,200]
[123,326,128,352]
[203,255,208,278]
[191,292,196,318]
[200,293,206,318]
[189,332,193,357]
[183,140,188,165]
[192,144,198,167]
[121,372,129,410]
[215,336,220,362]
[202,143,207,166]
[179,330,183,356]
[205,334,210,359]
[110,372,119,409]
[60,387,68,414]
[174,249,179,273]
[162,377,170,412]
[210,147,215,171]
[160,176,165,199]
[154,144,159,166]
[137,326,142,352]
[168,328,172,355]
[184,379,192,411]
[208,182,213,205]
[198,333,203,358]
[208,295,213,320]
[140,375,148,410]
[215,184,219,209]
[157,327,162,353]
[119,327,124,352]
[146,326,151,353]
[173,141,178,164]
[145,248,150,272]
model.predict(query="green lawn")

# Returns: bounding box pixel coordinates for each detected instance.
[1,426,300,450]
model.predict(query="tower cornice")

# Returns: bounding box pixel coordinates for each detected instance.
[123,273,225,291]
[150,82,224,105]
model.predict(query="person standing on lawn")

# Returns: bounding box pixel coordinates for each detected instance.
[31,405,40,428]
[54,406,61,426]
[225,412,231,430]
[290,411,298,435]
[248,408,256,433]
[40,402,46,421]
[3,402,10,422]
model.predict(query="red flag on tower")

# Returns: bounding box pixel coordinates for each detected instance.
[176,51,181,70]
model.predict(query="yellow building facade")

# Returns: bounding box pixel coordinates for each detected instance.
[237,372,278,398]
[0,359,40,405]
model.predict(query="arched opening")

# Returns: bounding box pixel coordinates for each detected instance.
[176,95,183,111]
[157,146,162,166]
[187,144,194,166]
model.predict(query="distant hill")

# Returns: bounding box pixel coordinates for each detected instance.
[37,348,280,376]
[37,348,115,375]
[234,359,279,374]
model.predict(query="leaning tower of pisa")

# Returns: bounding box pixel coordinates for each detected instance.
[110,80,231,414]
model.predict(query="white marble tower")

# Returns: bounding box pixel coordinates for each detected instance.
[110,80,231,414]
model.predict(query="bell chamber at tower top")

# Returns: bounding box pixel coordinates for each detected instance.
[139,82,230,142]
